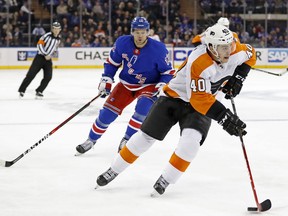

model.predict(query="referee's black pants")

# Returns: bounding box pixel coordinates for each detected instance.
[18,54,53,93]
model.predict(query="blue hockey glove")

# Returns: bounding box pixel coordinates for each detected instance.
[218,109,247,136]
[98,76,113,98]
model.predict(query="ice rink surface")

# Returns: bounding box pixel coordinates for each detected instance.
[0,68,288,216]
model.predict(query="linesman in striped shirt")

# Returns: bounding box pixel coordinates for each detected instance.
[18,22,61,99]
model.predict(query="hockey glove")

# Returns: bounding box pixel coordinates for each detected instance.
[222,64,250,99]
[98,76,113,98]
[218,109,247,136]
[222,76,244,99]
[153,82,166,97]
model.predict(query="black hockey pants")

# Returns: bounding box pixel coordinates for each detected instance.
[18,54,53,93]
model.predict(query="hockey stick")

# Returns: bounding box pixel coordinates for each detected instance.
[230,97,272,212]
[0,93,103,167]
[252,68,288,76]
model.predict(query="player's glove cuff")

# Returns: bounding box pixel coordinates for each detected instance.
[218,109,247,136]
[153,82,166,97]
[98,76,113,98]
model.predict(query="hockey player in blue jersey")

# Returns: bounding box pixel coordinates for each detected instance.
[75,17,175,155]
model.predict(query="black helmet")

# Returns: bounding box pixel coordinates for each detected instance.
[52,22,61,29]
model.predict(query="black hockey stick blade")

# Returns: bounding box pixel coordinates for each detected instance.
[0,159,13,167]
[260,199,272,212]
[247,199,272,212]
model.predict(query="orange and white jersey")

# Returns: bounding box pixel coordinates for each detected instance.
[233,32,240,42]
[191,32,205,45]
[192,31,240,45]
[163,41,256,116]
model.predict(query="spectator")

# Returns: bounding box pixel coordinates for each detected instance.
[90,37,101,47]
[67,0,77,13]
[179,19,193,37]
[99,38,108,47]
[17,10,29,31]
[70,11,80,27]
[6,0,19,12]
[240,29,250,43]
[56,0,69,19]
[12,26,23,46]
[86,18,97,30]
[20,0,35,22]
[64,37,72,47]
[3,28,13,46]
[94,24,105,38]
[92,1,104,20]
[20,1,33,14]
[44,0,60,12]
[71,26,80,40]
[61,17,69,29]
[149,28,160,41]
[32,24,46,44]
[71,38,82,47]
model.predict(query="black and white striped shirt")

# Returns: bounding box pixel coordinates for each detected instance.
[37,32,61,57]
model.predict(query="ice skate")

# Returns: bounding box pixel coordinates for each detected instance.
[118,137,128,152]
[95,168,119,188]
[75,139,95,156]
[35,92,44,99]
[150,175,169,197]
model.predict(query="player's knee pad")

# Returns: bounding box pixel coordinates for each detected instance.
[175,128,201,162]
[126,130,156,156]
[135,96,154,116]
[98,107,118,125]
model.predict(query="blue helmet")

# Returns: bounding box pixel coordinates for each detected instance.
[131,17,150,32]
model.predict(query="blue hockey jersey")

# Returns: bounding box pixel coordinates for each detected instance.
[103,35,175,90]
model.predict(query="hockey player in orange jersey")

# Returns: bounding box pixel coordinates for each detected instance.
[192,17,240,46]
[95,23,256,196]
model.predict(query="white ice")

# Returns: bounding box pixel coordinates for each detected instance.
[0,68,288,216]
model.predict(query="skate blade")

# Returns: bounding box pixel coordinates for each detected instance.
[150,189,161,198]
[74,152,83,156]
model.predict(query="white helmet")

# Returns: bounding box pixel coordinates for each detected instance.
[217,17,230,28]
[205,24,234,57]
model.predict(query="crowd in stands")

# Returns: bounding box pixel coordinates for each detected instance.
[199,0,288,48]
[0,0,288,48]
